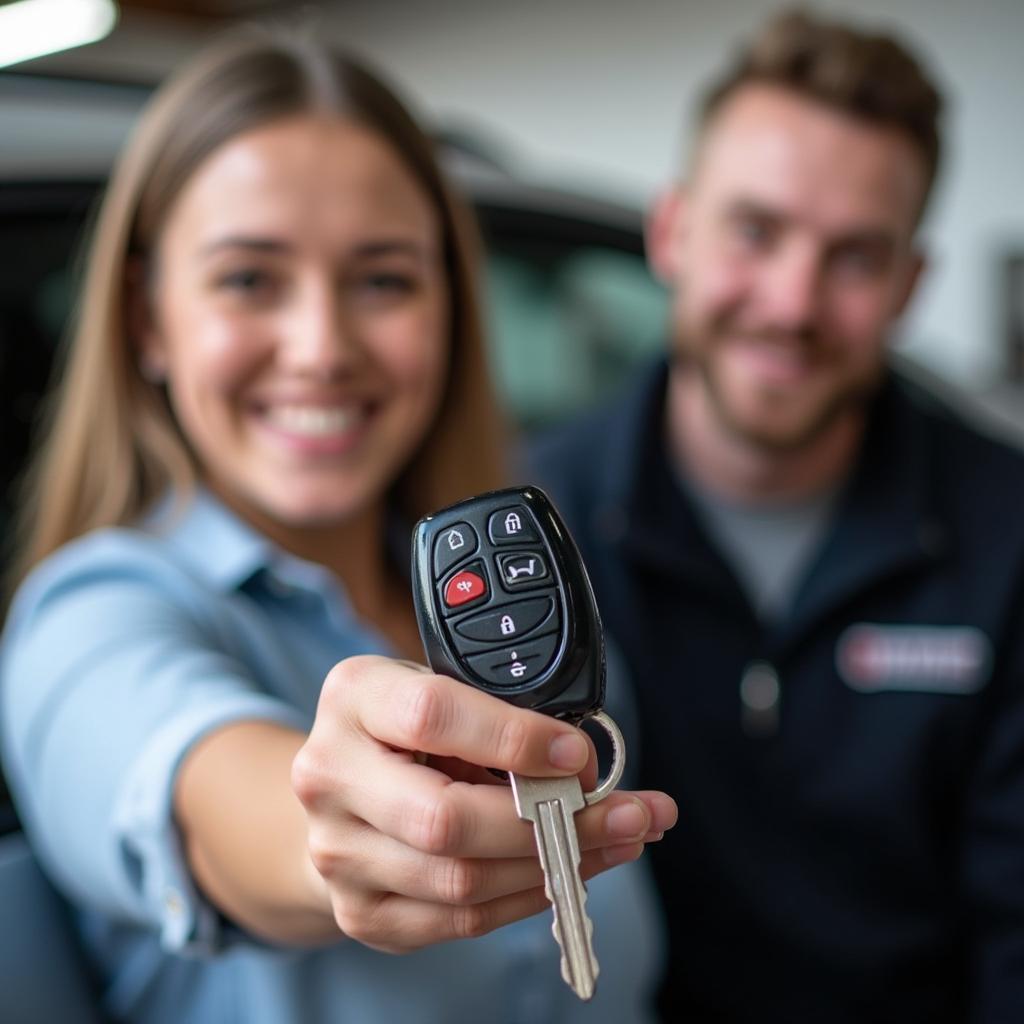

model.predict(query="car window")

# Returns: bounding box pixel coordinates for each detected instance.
[485,246,668,429]
[0,185,98,547]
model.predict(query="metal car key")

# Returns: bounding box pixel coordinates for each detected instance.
[412,486,626,1001]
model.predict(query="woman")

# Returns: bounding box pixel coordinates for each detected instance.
[0,28,675,1024]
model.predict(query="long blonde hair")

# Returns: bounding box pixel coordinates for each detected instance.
[12,30,506,587]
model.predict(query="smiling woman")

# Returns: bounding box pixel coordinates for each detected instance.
[13,33,501,582]
[0,27,672,1024]
[138,115,452,577]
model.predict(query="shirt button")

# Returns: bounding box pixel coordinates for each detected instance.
[740,661,780,737]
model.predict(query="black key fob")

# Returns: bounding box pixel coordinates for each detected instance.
[412,486,605,721]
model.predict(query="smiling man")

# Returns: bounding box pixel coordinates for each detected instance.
[536,10,1024,1022]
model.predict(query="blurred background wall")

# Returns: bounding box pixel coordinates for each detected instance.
[331,0,1024,395]
[7,0,1024,410]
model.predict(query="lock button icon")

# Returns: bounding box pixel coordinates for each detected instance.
[500,614,516,636]
[488,507,539,545]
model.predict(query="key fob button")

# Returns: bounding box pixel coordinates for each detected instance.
[433,522,479,578]
[496,551,549,590]
[489,506,540,544]
[442,563,488,610]
[453,596,557,644]
[466,633,559,687]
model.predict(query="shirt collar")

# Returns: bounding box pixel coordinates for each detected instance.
[142,487,276,592]
[142,486,416,600]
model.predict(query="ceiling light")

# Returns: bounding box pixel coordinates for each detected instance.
[0,0,119,70]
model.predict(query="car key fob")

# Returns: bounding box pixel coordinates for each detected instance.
[411,485,605,720]
[412,486,626,1000]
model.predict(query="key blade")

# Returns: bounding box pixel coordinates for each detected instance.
[537,799,599,999]
[510,774,599,1000]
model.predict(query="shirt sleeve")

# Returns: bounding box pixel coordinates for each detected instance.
[0,533,309,956]
[963,595,1024,1023]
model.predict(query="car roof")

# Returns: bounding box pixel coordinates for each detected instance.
[0,70,644,240]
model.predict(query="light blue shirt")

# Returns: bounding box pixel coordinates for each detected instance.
[1,490,664,1024]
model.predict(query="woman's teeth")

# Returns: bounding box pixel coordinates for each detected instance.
[266,405,360,437]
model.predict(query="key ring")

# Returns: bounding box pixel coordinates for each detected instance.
[580,710,626,806]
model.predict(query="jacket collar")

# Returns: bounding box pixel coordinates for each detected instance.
[778,372,946,650]
[592,358,947,643]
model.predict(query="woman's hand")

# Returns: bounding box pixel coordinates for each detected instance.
[291,654,677,953]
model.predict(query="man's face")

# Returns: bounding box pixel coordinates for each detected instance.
[653,84,927,452]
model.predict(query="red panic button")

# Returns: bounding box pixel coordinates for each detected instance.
[444,569,487,608]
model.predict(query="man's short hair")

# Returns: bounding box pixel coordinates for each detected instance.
[699,8,944,215]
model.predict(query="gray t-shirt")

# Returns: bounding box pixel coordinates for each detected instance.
[683,478,841,622]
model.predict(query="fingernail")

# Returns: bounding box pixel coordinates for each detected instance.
[548,732,588,771]
[605,800,649,839]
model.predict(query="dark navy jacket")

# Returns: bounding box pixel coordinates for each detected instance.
[533,359,1024,1023]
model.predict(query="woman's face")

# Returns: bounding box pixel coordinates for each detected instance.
[141,114,449,530]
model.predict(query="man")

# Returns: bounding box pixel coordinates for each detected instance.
[536,10,1024,1022]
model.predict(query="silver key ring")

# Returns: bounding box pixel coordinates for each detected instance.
[580,710,626,806]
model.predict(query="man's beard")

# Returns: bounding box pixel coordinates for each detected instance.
[672,323,886,454]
